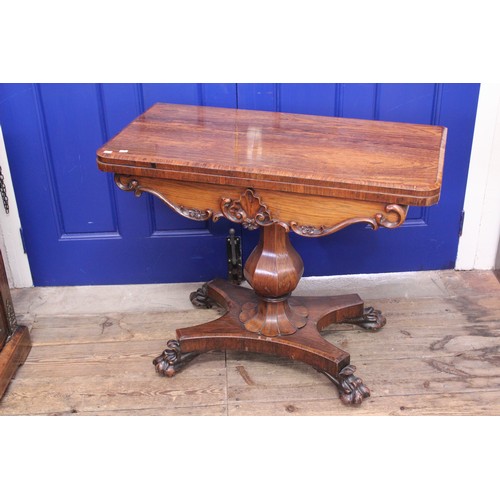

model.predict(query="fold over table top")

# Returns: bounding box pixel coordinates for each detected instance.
[97,103,446,206]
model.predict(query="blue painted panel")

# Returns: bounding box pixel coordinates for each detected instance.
[0,83,480,285]
[0,84,61,280]
[201,83,237,108]
[341,84,378,120]
[279,83,337,115]
[100,83,143,138]
[37,84,117,235]
[141,83,200,108]
[428,83,482,265]
[406,206,426,223]
[237,84,277,111]
[377,83,437,124]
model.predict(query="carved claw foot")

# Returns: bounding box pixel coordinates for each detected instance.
[153,340,199,377]
[322,365,371,405]
[336,365,371,405]
[344,306,386,331]
[189,283,217,309]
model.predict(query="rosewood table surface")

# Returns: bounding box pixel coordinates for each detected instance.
[97,103,446,406]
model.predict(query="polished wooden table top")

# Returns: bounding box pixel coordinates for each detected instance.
[97,103,446,206]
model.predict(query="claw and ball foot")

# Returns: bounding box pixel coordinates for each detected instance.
[189,283,217,309]
[336,365,371,405]
[153,339,199,377]
[322,364,371,405]
[344,306,386,331]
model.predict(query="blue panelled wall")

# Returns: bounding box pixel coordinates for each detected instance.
[0,84,480,286]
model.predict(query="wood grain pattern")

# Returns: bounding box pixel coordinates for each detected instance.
[98,103,446,206]
[0,325,31,399]
[175,279,361,381]
[240,224,306,336]
[0,250,14,350]
[114,174,408,233]
[0,249,32,399]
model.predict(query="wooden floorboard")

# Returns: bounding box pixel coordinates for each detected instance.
[1,270,499,416]
[227,390,500,416]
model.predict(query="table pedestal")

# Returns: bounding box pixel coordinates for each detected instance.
[153,224,385,405]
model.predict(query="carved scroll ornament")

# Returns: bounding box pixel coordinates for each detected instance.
[114,176,407,236]
[289,204,408,237]
[114,174,213,221]
[218,188,285,230]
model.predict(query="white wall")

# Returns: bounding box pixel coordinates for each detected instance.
[456,83,500,270]
[0,126,33,288]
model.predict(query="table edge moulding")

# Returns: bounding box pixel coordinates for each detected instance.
[97,103,446,406]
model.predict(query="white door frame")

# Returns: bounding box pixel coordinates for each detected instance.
[456,83,500,270]
[0,125,33,288]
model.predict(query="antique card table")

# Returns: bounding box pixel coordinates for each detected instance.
[97,103,446,405]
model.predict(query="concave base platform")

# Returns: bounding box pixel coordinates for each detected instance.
[154,279,385,405]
